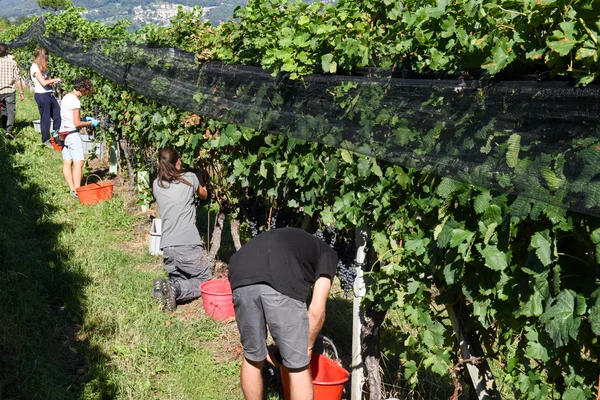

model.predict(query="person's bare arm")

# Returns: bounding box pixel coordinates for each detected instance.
[196,170,208,200]
[196,181,208,200]
[33,70,60,87]
[15,70,23,101]
[307,275,332,355]
[72,108,93,129]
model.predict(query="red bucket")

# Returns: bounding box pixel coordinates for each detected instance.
[281,353,349,400]
[49,135,62,151]
[200,278,235,320]
[76,174,114,205]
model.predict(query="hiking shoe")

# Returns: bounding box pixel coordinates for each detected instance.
[70,190,79,199]
[151,277,166,302]
[162,279,177,312]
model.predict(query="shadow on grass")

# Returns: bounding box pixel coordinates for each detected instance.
[13,120,37,136]
[0,138,117,399]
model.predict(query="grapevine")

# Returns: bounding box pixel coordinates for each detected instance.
[2,1,599,397]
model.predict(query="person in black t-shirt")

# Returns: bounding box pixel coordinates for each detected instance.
[228,227,338,400]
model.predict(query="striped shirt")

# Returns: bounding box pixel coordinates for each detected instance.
[0,56,19,95]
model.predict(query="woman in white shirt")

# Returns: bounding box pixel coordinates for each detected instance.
[59,76,99,198]
[30,47,62,148]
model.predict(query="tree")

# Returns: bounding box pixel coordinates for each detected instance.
[0,17,10,31]
[37,0,73,13]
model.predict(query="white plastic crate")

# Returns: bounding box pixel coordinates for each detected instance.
[32,119,56,133]
[149,218,163,256]
[80,133,106,157]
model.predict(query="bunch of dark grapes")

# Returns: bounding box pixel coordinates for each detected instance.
[334,236,357,296]
[315,225,336,247]
[314,226,356,296]
[269,209,303,230]
[324,225,335,248]
[240,197,268,237]
[249,220,259,237]
[337,262,356,296]
[314,229,325,241]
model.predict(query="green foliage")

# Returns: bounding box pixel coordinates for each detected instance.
[540,289,586,347]
[37,0,73,12]
[45,7,131,41]
[3,1,599,397]
[207,0,600,85]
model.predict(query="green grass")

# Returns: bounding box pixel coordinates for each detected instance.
[0,92,245,399]
[0,92,364,400]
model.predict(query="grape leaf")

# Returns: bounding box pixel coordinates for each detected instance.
[548,22,577,56]
[403,360,418,379]
[590,227,600,244]
[478,244,508,271]
[518,290,544,317]
[525,341,549,362]
[473,191,492,214]
[562,388,587,400]
[340,149,354,163]
[450,229,474,248]
[506,133,521,168]
[530,230,552,266]
[590,295,600,336]
[540,290,585,347]
[423,352,451,376]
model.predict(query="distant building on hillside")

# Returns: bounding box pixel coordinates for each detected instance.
[132,3,193,26]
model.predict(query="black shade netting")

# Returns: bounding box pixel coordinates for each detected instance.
[10,18,600,217]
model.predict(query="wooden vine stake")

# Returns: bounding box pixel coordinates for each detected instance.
[446,303,501,399]
[207,210,226,267]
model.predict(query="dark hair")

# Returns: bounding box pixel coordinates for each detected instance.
[73,75,94,94]
[157,147,191,188]
[0,44,8,58]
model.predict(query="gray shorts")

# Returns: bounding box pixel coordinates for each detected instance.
[232,284,309,369]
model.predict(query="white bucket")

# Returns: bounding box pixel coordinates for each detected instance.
[149,218,163,256]
[80,133,106,157]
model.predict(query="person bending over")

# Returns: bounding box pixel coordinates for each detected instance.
[228,227,338,400]
[30,47,61,148]
[152,147,212,311]
[59,76,98,198]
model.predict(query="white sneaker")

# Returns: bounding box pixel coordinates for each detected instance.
[70,190,79,198]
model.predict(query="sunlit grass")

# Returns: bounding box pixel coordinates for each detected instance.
[1,91,360,400]
[0,93,245,399]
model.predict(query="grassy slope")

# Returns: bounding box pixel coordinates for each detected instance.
[0,91,357,400]
[0,91,245,399]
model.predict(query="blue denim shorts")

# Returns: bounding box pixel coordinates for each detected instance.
[62,132,84,162]
[232,284,309,369]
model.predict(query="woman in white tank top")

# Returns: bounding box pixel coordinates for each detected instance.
[30,47,62,147]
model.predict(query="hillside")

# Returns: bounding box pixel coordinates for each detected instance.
[0,0,245,27]
[2,0,39,18]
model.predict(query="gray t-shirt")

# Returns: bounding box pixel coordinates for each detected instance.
[152,171,201,249]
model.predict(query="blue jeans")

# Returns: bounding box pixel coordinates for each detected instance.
[34,92,61,142]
